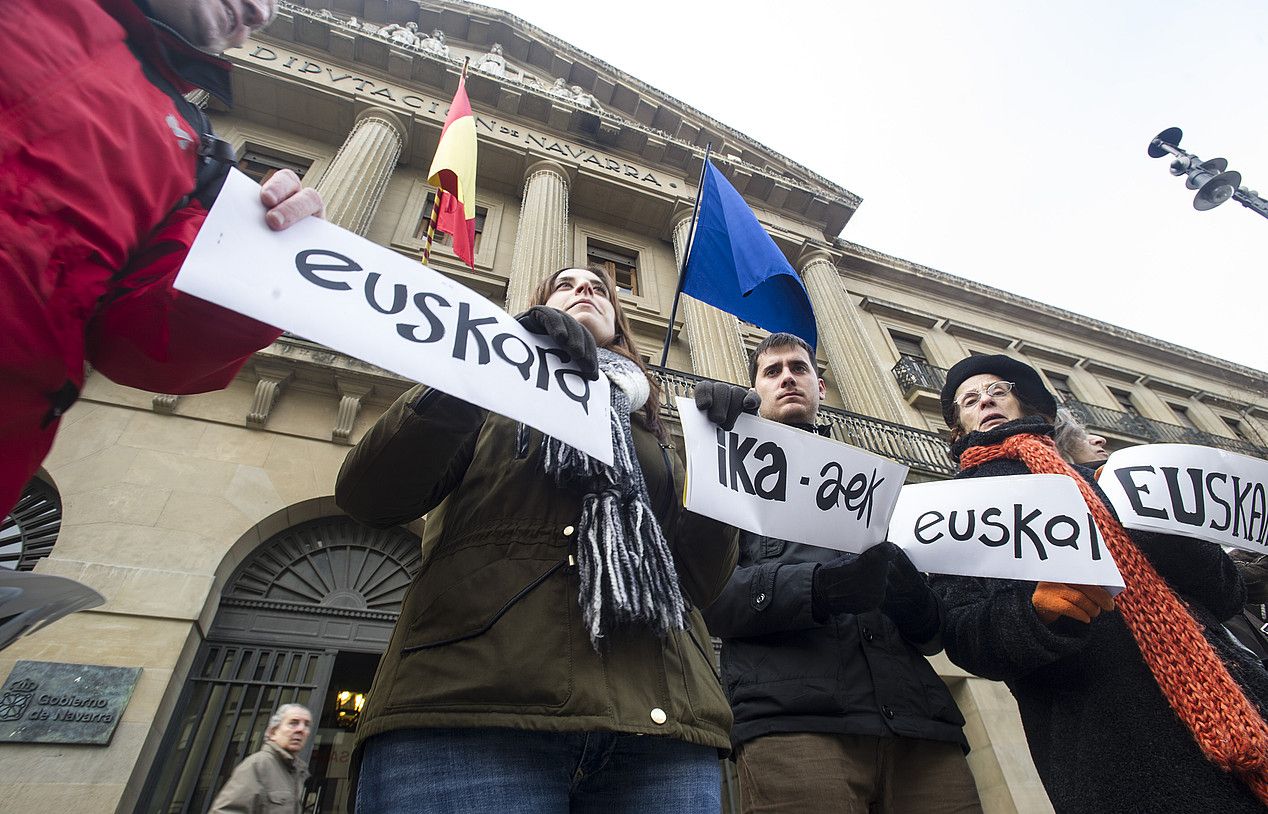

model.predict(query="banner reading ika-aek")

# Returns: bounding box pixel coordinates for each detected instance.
[174,169,612,465]
[678,399,908,553]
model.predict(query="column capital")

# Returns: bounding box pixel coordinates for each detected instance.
[524,159,571,188]
[797,247,838,272]
[353,105,409,151]
[670,207,695,234]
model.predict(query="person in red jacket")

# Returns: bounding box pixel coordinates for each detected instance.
[0,0,324,514]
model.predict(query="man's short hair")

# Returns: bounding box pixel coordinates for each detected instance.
[265,703,311,735]
[749,333,816,384]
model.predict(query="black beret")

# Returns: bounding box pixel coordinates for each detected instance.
[940,354,1057,428]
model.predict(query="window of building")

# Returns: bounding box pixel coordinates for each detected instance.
[586,240,639,296]
[1170,402,1199,430]
[1222,415,1252,442]
[1045,371,1076,404]
[889,331,927,363]
[236,147,312,185]
[413,192,488,253]
[1108,387,1139,416]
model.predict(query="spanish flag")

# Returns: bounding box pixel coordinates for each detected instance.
[424,71,477,268]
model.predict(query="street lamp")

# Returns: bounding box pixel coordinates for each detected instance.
[1147,127,1268,220]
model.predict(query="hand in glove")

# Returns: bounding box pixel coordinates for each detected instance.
[811,543,895,621]
[694,380,760,431]
[880,544,941,646]
[517,306,599,381]
[1032,582,1116,625]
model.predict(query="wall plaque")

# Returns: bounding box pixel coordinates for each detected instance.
[0,661,141,745]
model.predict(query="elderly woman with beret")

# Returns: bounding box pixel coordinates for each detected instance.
[929,354,1268,814]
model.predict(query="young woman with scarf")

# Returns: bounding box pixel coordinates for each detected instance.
[336,266,738,813]
[930,354,1268,814]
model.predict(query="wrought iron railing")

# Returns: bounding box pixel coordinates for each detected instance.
[1065,398,1267,460]
[891,355,947,398]
[650,367,957,477]
[1063,399,1156,439]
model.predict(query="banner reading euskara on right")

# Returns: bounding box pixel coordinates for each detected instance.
[1098,444,1268,553]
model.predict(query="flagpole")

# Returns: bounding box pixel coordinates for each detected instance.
[657,142,712,369]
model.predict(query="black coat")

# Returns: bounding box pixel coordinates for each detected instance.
[932,419,1268,814]
[703,529,969,751]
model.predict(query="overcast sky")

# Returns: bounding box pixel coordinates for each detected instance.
[491,0,1267,374]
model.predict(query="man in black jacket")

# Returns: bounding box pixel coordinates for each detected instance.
[696,333,981,814]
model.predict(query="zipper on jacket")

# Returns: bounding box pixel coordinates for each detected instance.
[657,443,676,519]
[400,553,571,654]
[515,422,530,459]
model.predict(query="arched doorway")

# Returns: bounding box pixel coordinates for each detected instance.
[139,516,420,813]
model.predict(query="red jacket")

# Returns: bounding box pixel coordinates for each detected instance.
[0,0,281,397]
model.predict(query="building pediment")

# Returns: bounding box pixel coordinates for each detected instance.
[268,1,858,237]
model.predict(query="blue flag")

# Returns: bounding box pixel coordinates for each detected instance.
[682,160,818,348]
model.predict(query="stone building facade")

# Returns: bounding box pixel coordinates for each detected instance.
[1,1,1266,811]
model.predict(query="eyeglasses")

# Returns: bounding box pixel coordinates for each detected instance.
[957,381,1016,409]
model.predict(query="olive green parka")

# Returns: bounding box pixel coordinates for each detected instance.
[336,385,739,754]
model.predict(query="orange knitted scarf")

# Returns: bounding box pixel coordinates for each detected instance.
[961,432,1268,804]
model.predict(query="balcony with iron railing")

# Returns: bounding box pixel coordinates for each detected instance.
[887,356,1268,461]
[652,367,957,478]
[1061,399,1267,460]
[891,355,947,402]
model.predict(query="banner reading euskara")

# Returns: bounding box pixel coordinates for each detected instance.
[175,169,612,465]
[1098,443,1267,553]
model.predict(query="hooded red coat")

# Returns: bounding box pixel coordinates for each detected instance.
[0,0,282,511]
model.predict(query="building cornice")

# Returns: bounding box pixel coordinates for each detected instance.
[834,239,1268,393]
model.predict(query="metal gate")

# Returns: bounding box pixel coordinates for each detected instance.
[141,644,334,813]
[138,516,421,813]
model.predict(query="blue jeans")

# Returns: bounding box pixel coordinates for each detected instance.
[357,727,722,813]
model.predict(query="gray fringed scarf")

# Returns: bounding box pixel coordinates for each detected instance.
[540,348,688,648]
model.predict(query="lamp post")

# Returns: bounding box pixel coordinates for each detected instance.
[1147,127,1268,220]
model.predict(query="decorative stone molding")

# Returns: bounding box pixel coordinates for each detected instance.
[152,394,181,414]
[183,89,210,109]
[333,379,374,444]
[1013,341,1083,368]
[246,366,293,428]
[942,320,1016,349]
[857,296,940,329]
[1194,391,1245,411]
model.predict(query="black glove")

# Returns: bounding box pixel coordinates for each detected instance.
[881,544,941,645]
[517,306,600,380]
[811,543,895,621]
[694,380,760,431]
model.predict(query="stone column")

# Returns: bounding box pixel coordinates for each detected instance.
[506,160,571,312]
[671,212,749,383]
[315,107,406,235]
[799,251,909,423]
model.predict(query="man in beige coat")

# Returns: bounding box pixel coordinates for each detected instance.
[211,703,312,814]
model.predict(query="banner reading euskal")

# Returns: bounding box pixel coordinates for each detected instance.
[678,398,908,553]
[1098,444,1268,553]
[174,169,613,465]
[888,475,1125,592]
